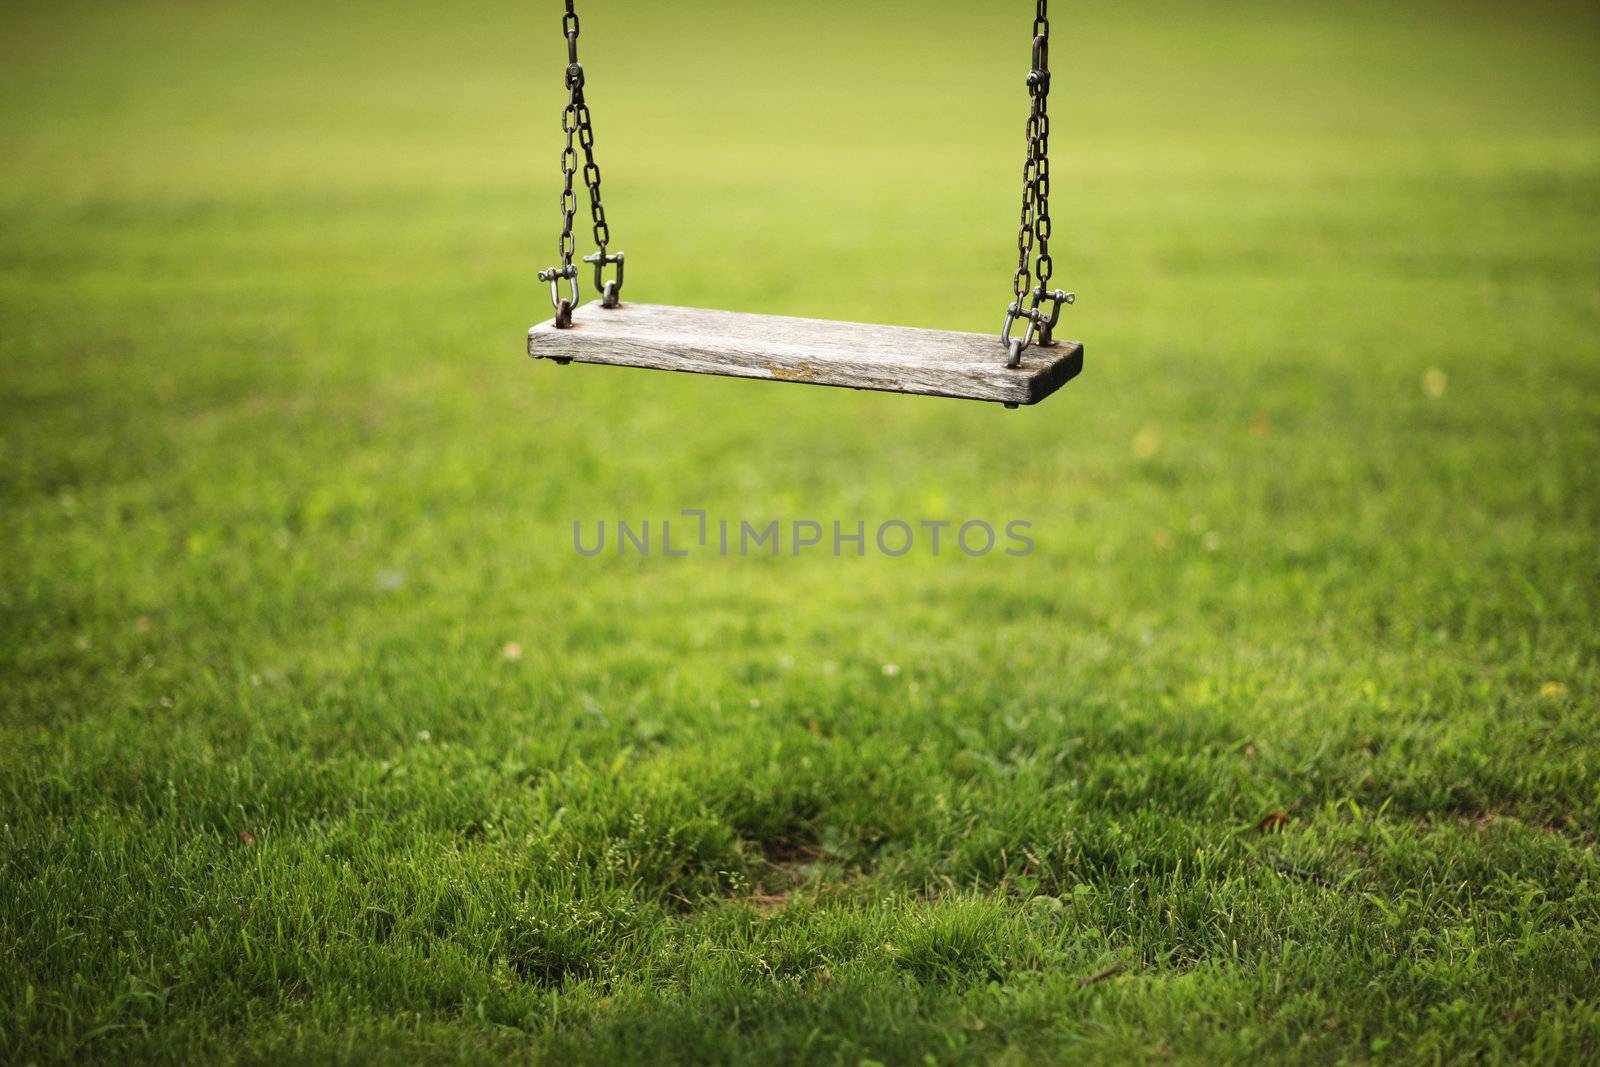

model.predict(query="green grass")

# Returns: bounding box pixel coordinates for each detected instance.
[3,0,1599,1062]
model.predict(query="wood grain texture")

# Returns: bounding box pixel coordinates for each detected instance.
[527,302,1083,405]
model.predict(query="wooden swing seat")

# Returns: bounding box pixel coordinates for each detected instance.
[527,302,1083,406]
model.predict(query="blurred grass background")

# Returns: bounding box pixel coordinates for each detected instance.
[2,1,1598,1063]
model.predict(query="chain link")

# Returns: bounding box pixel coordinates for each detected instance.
[539,0,624,328]
[1001,0,1074,368]
[542,2,1060,353]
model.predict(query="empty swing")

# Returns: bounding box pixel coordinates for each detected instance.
[526,1,1083,408]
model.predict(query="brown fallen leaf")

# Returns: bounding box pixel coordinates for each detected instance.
[1256,810,1289,833]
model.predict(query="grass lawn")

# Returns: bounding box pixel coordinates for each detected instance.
[3,0,1599,1062]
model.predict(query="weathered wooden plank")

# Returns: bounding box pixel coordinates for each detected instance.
[527,302,1082,405]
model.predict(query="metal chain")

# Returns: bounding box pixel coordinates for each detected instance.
[538,0,624,328]
[1001,0,1074,367]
